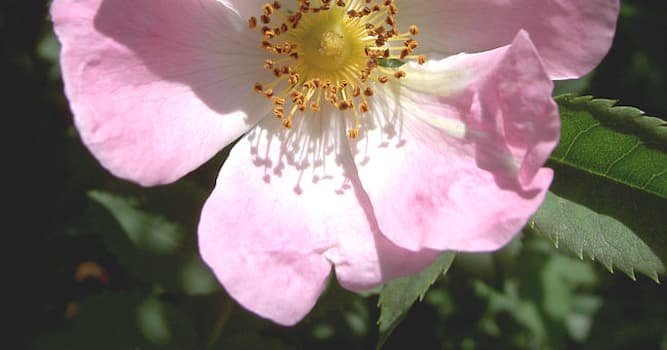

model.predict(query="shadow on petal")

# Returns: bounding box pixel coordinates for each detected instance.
[93,0,270,123]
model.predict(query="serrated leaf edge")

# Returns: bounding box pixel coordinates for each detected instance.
[376,253,456,349]
[553,94,667,200]
[528,214,661,284]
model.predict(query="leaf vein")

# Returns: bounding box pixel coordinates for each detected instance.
[561,122,601,161]
[641,167,667,190]
[603,140,642,176]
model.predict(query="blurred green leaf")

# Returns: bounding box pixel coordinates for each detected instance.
[540,255,598,321]
[30,293,199,350]
[474,279,545,343]
[88,189,219,295]
[376,252,456,349]
[552,94,667,199]
[36,30,61,80]
[471,239,600,349]
[537,252,601,343]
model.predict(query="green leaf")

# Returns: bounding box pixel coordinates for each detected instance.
[30,293,199,350]
[528,164,666,282]
[376,252,456,349]
[529,95,667,281]
[552,94,667,200]
[87,189,220,295]
[377,58,405,68]
[474,279,546,343]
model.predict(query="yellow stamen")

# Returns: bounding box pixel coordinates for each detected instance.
[249,0,427,138]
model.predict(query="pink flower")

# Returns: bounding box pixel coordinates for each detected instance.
[52,0,619,325]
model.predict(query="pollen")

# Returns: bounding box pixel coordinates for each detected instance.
[250,0,427,138]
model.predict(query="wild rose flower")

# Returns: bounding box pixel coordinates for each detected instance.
[52,0,619,325]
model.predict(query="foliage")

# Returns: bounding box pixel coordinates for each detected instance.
[11,0,667,349]
[529,95,667,281]
[377,253,456,348]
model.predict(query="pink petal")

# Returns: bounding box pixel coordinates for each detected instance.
[398,0,619,79]
[353,31,559,252]
[51,0,269,186]
[199,113,439,325]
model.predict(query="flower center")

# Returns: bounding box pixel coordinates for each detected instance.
[249,0,426,139]
[318,31,345,58]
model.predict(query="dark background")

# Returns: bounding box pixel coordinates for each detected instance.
[6,1,666,349]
